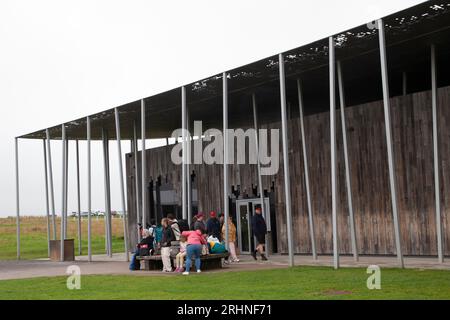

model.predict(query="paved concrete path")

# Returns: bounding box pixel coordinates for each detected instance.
[1,253,449,281]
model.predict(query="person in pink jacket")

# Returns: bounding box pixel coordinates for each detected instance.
[181,229,207,275]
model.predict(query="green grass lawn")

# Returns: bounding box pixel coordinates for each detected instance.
[0,267,449,300]
[0,216,124,260]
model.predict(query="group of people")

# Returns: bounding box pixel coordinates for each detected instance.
[129,207,268,275]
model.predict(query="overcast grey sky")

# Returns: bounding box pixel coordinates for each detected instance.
[0,0,424,217]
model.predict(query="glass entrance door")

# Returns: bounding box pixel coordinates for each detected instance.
[236,198,270,254]
[237,202,251,254]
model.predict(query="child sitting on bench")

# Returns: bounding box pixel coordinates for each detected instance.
[174,235,187,272]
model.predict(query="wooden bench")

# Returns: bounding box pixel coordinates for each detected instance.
[136,253,230,271]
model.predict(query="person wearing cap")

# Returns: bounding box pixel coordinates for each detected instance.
[251,207,268,261]
[193,212,207,234]
[206,211,221,240]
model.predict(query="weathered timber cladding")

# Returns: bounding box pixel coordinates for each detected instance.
[126,87,450,256]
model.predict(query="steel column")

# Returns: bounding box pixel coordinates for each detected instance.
[46,129,57,240]
[102,130,109,254]
[141,99,147,228]
[181,86,187,220]
[329,37,339,269]
[76,140,82,255]
[106,134,113,257]
[87,116,92,262]
[64,139,69,237]
[15,138,20,260]
[133,121,141,241]
[431,44,443,263]
[115,107,130,262]
[43,140,51,257]
[102,129,112,257]
[296,79,317,260]
[252,93,270,257]
[223,72,230,249]
[378,19,404,268]
[186,104,192,225]
[60,125,66,261]
[279,53,295,267]
[337,61,358,262]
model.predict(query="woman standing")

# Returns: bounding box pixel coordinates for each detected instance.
[181,229,207,275]
[160,218,175,272]
[222,217,239,262]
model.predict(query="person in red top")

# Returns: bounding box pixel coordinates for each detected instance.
[181,229,207,275]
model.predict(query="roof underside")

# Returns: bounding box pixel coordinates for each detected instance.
[19,0,450,141]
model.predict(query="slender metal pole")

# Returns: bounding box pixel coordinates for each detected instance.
[106,131,113,257]
[223,72,230,250]
[76,140,82,255]
[87,116,92,262]
[133,121,141,241]
[103,129,113,257]
[431,44,443,263]
[102,129,110,256]
[64,139,69,238]
[329,37,339,269]
[15,138,20,260]
[186,104,192,224]
[141,99,147,228]
[60,125,66,262]
[297,79,317,260]
[106,133,113,257]
[337,61,358,262]
[252,93,269,257]
[115,107,130,262]
[378,19,404,268]
[181,86,187,220]
[279,53,295,267]
[43,140,51,257]
[46,129,57,240]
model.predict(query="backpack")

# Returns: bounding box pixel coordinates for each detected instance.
[210,242,226,254]
[178,219,190,233]
[171,222,181,240]
[154,226,163,243]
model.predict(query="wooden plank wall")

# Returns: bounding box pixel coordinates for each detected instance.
[126,86,450,256]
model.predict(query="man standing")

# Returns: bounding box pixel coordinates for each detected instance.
[251,207,268,261]
[206,211,221,240]
[167,213,181,241]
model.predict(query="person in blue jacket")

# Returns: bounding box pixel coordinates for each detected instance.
[206,211,221,241]
[251,207,268,261]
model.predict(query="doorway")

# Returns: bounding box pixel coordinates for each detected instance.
[235,198,270,254]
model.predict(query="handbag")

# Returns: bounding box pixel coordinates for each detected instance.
[201,244,209,256]
[138,244,150,256]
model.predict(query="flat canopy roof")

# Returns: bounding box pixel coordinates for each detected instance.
[18,0,450,141]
